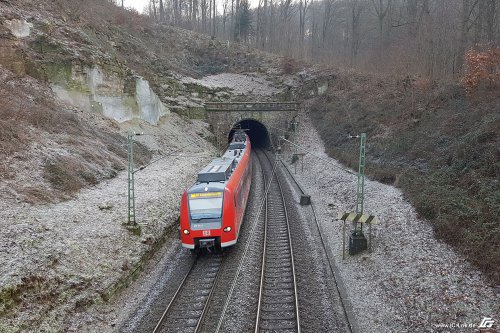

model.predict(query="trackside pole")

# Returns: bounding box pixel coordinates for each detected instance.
[342,218,346,260]
[355,133,366,227]
[348,133,368,255]
[127,130,136,226]
[338,132,378,257]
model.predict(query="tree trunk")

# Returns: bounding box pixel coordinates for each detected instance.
[457,0,478,75]
[201,0,207,32]
[371,0,391,39]
[192,0,198,30]
[350,0,363,66]
[159,0,165,22]
[151,0,157,19]
[484,0,497,42]
[212,0,216,37]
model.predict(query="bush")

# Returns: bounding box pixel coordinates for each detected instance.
[281,56,297,75]
[461,45,500,94]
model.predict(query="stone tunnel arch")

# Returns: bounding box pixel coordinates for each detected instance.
[228,119,270,148]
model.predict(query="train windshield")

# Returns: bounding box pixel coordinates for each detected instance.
[189,192,223,220]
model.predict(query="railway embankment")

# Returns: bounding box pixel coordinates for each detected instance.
[280,107,498,332]
[303,70,499,284]
[0,115,216,331]
[1,1,287,329]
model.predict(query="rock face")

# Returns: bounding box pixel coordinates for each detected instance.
[4,19,32,38]
[317,81,328,95]
[135,78,166,124]
[52,64,168,124]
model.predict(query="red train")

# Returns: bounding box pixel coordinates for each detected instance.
[180,131,252,252]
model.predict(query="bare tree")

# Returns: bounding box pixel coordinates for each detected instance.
[149,0,158,19]
[142,0,499,80]
[370,0,391,38]
[222,0,230,37]
[159,0,165,22]
[299,0,311,57]
[212,0,217,36]
[349,0,365,65]
[201,0,209,32]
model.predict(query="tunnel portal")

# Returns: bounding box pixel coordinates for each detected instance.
[205,102,298,151]
[229,119,270,148]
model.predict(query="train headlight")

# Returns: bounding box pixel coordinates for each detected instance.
[183,229,190,235]
[223,226,232,232]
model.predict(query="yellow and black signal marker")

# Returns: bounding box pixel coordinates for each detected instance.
[338,212,379,224]
[338,211,379,260]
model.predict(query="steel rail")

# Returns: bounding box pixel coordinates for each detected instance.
[214,153,278,333]
[152,258,197,333]
[266,150,301,333]
[152,255,223,333]
[254,149,301,333]
[254,154,268,332]
[279,158,354,333]
[193,257,223,333]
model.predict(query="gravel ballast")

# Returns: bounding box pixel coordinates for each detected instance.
[280,108,498,333]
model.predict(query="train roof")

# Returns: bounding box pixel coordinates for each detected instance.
[197,157,235,183]
[188,131,248,193]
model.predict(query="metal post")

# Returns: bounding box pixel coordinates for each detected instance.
[294,144,298,174]
[216,124,220,155]
[355,133,366,232]
[342,218,346,260]
[127,130,136,225]
[369,222,372,253]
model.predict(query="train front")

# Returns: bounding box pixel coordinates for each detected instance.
[180,131,249,252]
[180,183,229,251]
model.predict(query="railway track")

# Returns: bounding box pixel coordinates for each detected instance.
[255,149,301,333]
[279,156,354,333]
[152,255,223,333]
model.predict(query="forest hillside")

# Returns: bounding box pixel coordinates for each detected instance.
[1,0,498,299]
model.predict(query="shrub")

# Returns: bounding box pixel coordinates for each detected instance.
[461,45,500,94]
[281,56,297,75]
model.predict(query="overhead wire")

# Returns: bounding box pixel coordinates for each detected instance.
[133,137,207,173]
[279,137,357,176]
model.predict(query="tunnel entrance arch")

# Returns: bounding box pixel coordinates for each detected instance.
[229,119,270,148]
[204,102,298,152]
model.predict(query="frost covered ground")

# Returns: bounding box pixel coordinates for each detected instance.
[0,113,216,332]
[180,73,282,96]
[280,106,498,333]
[2,63,497,333]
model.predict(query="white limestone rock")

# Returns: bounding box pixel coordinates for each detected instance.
[4,19,33,38]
